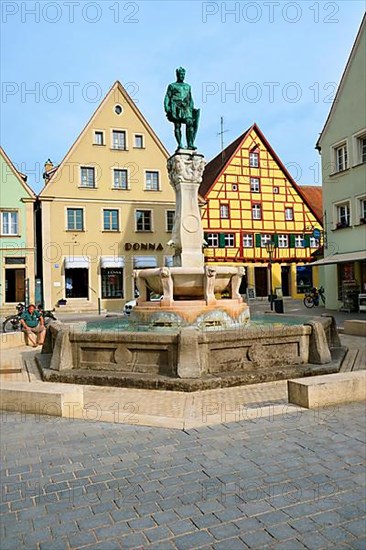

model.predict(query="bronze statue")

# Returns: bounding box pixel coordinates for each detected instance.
[164,67,200,151]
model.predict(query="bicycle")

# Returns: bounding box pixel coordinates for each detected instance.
[2,303,57,333]
[303,286,326,308]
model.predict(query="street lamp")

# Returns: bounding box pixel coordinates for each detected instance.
[265,241,276,311]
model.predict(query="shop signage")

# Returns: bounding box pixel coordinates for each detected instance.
[124,243,164,251]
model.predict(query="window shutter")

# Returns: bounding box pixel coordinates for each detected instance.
[255,234,261,247]
[273,234,279,247]
[289,234,295,248]
[204,232,209,242]
[303,235,310,247]
[219,233,226,248]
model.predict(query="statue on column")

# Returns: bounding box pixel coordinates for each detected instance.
[164,67,200,151]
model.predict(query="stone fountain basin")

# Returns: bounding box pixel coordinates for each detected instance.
[135,266,239,298]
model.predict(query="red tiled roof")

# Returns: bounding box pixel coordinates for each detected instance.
[297,186,323,223]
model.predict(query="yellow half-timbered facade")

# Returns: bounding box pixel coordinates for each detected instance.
[200,124,323,298]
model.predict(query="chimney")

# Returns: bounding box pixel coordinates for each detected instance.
[43,158,53,184]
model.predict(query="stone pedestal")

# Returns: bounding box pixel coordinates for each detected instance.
[167,150,206,268]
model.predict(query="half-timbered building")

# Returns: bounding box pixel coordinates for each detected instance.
[200,124,323,298]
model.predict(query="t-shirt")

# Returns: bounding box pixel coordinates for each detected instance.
[21,310,42,328]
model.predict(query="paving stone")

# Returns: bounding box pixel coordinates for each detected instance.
[144,525,171,543]
[168,519,197,535]
[174,530,215,549]
[67,531,97,547]
[127,516,156,530]
[209,522,240,540]
[240,529,275,547]
[213,537,249,550]
[343,518,366,537]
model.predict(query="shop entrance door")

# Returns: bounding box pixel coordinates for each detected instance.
[5,269,25,302]
[281,266,291,296]
[65,268,89,298]
[255,267,268,297]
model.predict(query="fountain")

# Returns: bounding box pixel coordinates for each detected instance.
[37,68,345,390]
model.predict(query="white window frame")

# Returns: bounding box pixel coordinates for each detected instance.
[206,233,219,248]
[93,130,105,146]
[249,151,259,168]
[220,204,229,219]
[352,128,366,166]
[111,128,128,150]
[335,201,351,228]
[165,210,175,232]
[66,207,85,231]
[331,139,348,173]
[1,210,19,236]
[133,133,145,149]
[310,236,320,248]
[102,208,120,232]
[295,235,304,248]
[112,167,129,190]
[278,234,289,248]
[144,170,160,191]
[242,233,253,248]
[252,204,261,220]
[135,209,153,232]
[357,195,366,222]
[261,234,272,248]
[285,207,294,221]
[224,233,235,247]
[80,166,96,188]
[250,177,260,193]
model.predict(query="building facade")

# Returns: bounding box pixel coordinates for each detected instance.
[39,81,175,312]
[0,147,36,314]
[315,15,366,310]
[200,124,322,299]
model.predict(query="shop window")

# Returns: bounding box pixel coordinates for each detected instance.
[101,268,123,299]
[296,265,313,294]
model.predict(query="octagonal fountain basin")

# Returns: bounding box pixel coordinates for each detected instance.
[38,314,345,391]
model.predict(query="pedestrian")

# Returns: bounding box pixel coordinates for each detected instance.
[20,304,46,347]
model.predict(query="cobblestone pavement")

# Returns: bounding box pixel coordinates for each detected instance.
[1,402,365,549]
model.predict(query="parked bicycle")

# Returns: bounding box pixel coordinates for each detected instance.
[2,303,57,333]
[303,286,325,308]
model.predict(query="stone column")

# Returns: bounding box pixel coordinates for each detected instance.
[167,151,206,268]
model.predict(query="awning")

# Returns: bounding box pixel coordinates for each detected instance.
[133,256,158,269]
[64,257,89,269]
[310,250,366,266]
[101,256,124,268]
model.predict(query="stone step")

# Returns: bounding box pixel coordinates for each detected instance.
[340,348,359,372]
[288,371,366,408]
[0,381,84,417]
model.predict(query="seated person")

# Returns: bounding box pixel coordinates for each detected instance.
[20,304,46,347]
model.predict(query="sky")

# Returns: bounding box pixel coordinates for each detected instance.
[1,0,365,193]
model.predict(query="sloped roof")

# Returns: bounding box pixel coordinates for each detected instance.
[0,146,36,199]
[200,127,251,196]
[297,185,323,222]
[316,13,366,149]
[200,123,323,225]
[39,80,170,196]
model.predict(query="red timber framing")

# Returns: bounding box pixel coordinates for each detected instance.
[199,123,323,264]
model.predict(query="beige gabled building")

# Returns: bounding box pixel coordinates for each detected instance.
[39,81,175,312]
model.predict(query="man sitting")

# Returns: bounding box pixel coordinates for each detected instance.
[20,304,46,347]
